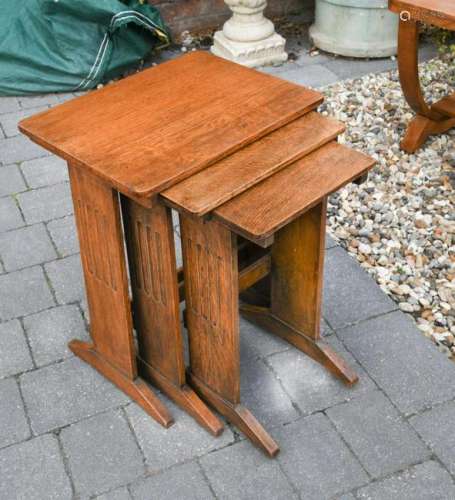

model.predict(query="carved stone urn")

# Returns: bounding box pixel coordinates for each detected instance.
[211,0,287,68]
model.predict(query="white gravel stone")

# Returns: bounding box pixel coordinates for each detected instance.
[322,55,455,355]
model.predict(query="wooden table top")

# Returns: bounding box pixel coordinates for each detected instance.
[19,51,322,200]
[162,113,345,216]
[213,142,375,244]
[389,0,455,28]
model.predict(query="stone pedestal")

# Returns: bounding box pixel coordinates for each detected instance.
[309,0,398,58]
[211,0,287,68]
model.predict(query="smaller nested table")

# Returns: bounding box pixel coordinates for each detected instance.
[20,51,374,457]
[389,0,455,152]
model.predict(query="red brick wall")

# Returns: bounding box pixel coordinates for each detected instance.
[148,0,312,39]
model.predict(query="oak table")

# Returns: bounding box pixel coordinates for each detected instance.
[20,51,374,457]
[389,0,455,152]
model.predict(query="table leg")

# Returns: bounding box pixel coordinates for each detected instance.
[67,164,172,427]
[180,215,279,457]
[121,198,223,436]
[241,199,358,386]
[398,18,455,152]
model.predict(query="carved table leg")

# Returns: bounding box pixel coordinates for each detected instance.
[241,199,358,386]
[67,164,172,427]
[398,19,455,153]
[122,199,223,436]
[180,215,279,457]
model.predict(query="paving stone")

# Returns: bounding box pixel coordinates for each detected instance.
[357,461,455,500]
[60,410,144,497]
[410,401,455,476]
[294,51,334,67]
[21,156,68,188]
[0,106,48,138]
[0,378,30,448]
[130,462,213,500]
[240,303,331,357]
[325,232,338,249]
[55,93,76,103]
[0,434,72,500]
[326,391,430,478]
[47,215,79,257]
[240,356,298,427]
[274,413,368,499]
[200,440,297,500]
[95,487,131,500]
[323,247,396,329]
[45,254,85,304]
[259,61,301,75]
[0,96,20,113]
[0,224,57,271]
[174,231,182,267]
[278,64,339,88]
[20,357,129,434]
[0,135,48,164]
[172,208,179,227]
[240,317,290,359]
[125,400,235,472]
[321,319,334,336]
[98,489,132,500]
[0,196,24,232]
[73,90,88,98]
[18,182,73,224]
[324,58,396,81]
[0,266,54,320]
[0,164,26,196]
[267,336,375,415]
[337,311,455,416]
[23,305,88,367]
[80,295,90,321]
[0,319,33,378]
[19,94,60,109]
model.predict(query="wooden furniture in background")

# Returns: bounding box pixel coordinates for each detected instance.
[20,51,374,457]
[389,0,455,152]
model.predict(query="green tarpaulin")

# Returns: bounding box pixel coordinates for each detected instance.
[0,0,169,96]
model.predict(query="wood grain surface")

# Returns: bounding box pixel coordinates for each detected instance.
[271,200,327,339]
[19,51,322,199]
[180,215,240,404]
[395,16,455,152]
[214,142,375,243]
[162,113,344,216]
[68,163,136,378]
[122,198,186,386]
[389,0,455,28]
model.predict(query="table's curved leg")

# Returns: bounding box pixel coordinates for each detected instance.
[398,19,455,153]
[122,198,224,437]
[240,201,358,387]
[180,214,280,458]
[68,164,173,428]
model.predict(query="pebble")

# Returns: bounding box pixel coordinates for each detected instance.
[359,243,372,254]
[322,55,455,356]
[400,302,415,313]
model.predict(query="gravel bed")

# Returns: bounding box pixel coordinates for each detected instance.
[320,56,455,355]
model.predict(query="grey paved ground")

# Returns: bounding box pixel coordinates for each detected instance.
[1,40,454,500]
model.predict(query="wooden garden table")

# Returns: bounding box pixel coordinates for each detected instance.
[389,0,455,152]
[20,51,374,456]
